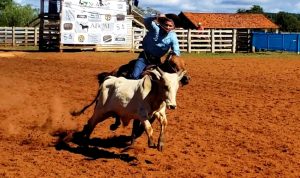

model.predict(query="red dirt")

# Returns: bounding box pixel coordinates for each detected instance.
[0,52,299,177]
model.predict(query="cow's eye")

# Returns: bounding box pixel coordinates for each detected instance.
[164,86,169,90]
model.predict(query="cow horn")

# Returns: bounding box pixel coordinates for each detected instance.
[157,67,164,76]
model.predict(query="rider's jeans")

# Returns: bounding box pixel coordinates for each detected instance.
[131,57,149,79]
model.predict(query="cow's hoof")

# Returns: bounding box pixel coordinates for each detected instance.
[72,132,88,146]
[157,144,164,152]
[55,141,69,150]
[109,123,120,131]
[148,142,156,149]
[72,132,83,140]
[121,145,134,153]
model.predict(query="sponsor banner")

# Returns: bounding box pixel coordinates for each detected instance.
[61,0,128,45]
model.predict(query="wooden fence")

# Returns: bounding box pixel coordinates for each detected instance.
[0,27,39,47]
[1,27,238,53]
[132,28,237,53]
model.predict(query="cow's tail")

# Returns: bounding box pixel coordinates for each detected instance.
[97,72,112,86]
[70,89,100,117]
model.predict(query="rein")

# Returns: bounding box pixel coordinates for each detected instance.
[164,54,178,73]
[144,51,179,73]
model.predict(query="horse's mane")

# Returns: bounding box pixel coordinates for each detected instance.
[159,53,186,73]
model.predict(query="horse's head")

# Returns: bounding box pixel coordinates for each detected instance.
[160,52,190,86]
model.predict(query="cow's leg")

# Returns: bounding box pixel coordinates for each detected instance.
[85,111,113,138]
[131,120,143,143]
[74,111,110,145]
[131,115,156,144]
[130,119,143,145]
[156,112,167,151]
[142,120,155,148]
[110,116,121,131]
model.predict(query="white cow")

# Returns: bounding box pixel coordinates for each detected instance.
[72,68,186,151]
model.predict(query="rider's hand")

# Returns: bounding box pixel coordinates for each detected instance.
[155,13,166,24]
[157,13,166,18]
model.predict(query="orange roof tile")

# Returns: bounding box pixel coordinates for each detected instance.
[180,12,279,29]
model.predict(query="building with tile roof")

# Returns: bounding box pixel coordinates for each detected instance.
[178,12,279,31]
[177,12,279,52]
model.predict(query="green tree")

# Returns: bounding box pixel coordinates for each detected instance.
[0,0,12,11]
[275,12,300,32]
[0,2,38,26]
[237,5,264,14]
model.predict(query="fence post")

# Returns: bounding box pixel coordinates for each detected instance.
[131,28,135,52]
[297,34,300,54]
[34,27,38,46]
[232,29,237,53]
[4,27,7,47]
[12,27,16,47]
[282,33,284,51]
[248,29,251,52]
[187,29,191,53]
[267,33,270,50]
[25,27,28,46]
[211,29,215,53]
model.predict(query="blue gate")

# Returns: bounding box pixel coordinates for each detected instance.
[252,32,300,53]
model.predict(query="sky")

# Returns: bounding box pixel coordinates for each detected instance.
[15,0,300,14]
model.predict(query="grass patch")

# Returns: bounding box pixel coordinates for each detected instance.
[0,46,39,51]
[181,51,300,60]
[0,46,298,60]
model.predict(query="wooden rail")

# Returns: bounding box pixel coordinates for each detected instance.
[0,27,238,53]
[0,27,39,47]
[133,29,238,53]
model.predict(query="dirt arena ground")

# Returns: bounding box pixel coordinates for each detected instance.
[0,51,299,177]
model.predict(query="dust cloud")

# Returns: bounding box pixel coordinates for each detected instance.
[42,96,79,137]
[0,119,21,136]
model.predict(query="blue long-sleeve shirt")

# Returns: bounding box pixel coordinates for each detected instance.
[142,17,180,58]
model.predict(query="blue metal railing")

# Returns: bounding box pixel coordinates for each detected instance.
[252,32,300,54]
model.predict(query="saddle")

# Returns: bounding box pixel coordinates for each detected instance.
[116,60,158,79]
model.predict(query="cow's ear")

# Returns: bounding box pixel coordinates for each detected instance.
[142,75,152,91]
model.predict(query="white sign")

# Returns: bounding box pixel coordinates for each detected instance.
[60,0,129,45]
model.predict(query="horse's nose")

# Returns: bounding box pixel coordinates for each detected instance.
[181,75,190,86]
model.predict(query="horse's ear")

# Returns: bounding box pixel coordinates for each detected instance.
[149,68,162,80]
[169,51,176,56]
[177,70,187,81]
[156,67,165,76]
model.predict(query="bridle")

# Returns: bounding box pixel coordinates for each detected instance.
[164,53,178,73]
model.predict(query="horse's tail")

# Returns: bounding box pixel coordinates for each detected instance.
[70,89,101,117]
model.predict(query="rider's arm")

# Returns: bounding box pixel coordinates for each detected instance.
[143,17,159,30]
[144,14,167,30]
[170,32,180,56]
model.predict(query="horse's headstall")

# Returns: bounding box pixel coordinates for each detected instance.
[180,75,190,86]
